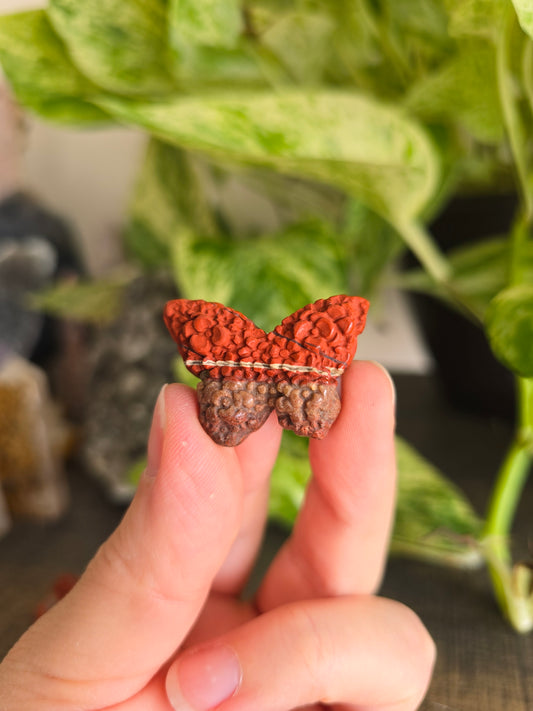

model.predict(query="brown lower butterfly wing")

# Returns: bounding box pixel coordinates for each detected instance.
[163,295,369,446]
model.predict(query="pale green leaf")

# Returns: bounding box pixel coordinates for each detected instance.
[167,0,262,88]
[512,0,533,39]
[48,0,175,95]
[262,11,335,84]
[485,284,533,377]
[268,432,484,567]
[28,273,135,324]
[127,456,147,486]
[498,8,533,219]
[393,437,483,567]
[171,219,347,332]
[0,10,108,123]
[385,0,450,43]
[303,0,384,90]
[398,237,533,319]
[268,431,309,527]
[169,43,265,88]
[341,200,403,297]
[97,90,440,223]
[125,138,218,267]
[173,356,198,387]
[381,0,453,79]
[524,39,533,114]
[169,0,242,49]
[444,0,507,40]
[405,41,504,144]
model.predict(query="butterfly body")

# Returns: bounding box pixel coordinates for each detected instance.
[164,295,369,445]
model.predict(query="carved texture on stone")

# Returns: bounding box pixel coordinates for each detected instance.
[165,295,369,446]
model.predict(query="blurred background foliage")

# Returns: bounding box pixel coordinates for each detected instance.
[1,0,532,628]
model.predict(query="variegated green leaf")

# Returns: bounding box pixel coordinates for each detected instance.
[269,433,483,568]
[29,272,135,324]
[512,0,533,39]
[385,0,450,43]
[485,285,533,377]
[169,43,265,88]
[268,431,310,527]
[48,0,174,95]
[0,10,108,123]
[97,90,440,223]
[393,437,483,567]
[125,139,217,267]
[167,0,261,87]
[444,0,507,40]
[171,219,347,332]
[405,41,504,143]
[169,0,242,49]
[397,237,533,320]
[261,11,335,84]
[341,200,403,297]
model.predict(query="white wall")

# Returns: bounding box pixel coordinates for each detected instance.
[0,1,46,13]
[23,121,147,274]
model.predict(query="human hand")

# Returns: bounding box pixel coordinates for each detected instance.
[0,361,435,711]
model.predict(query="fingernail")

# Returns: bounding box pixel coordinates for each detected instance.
[166,644,242,711]
[369,360,396,408]
[145,384,167,478]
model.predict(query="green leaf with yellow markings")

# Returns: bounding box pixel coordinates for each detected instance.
[486,285,533,377]
[511,0,533,39]
[169,0,242,49]
[0,10,109,123]
[48,0,175,95]
[96,90,439,224]
[269,433,483,568]
[171,220,347,333]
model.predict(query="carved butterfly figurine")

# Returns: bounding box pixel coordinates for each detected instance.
[164,295,369,446]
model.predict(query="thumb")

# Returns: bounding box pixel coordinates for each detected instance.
[0,384,247,710]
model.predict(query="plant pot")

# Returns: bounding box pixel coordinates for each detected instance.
[406,194,517,420]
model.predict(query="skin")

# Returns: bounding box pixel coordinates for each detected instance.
[0,361,435,711]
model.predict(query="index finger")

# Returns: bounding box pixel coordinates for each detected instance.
[256,361,396,611]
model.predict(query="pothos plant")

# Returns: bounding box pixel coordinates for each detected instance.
[0,0,532,631]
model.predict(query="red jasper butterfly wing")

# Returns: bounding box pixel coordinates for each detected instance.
[164,295,369,383]
[271,295,369,381]
[163,299,267,380]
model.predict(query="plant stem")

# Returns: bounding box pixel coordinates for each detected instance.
[396,220,451,284]
[482,376,533,631]
[522,38,533,120]
[518,376,533,443]
[496,8,533,220]
[509,212,531,286]
[481,8,533,632]
[359,0,412,88]
[395,219,487,322]
[483,437,531,563]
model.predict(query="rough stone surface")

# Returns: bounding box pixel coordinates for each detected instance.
[197,376,276,447]
[0,356,70,521]
[164,294,369,384]
[274,380,341,439]
[0,192,85,367]
[83,272,176,499]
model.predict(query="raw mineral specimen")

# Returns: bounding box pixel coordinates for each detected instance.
[0,355,70,520]
[164,295,369,446]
